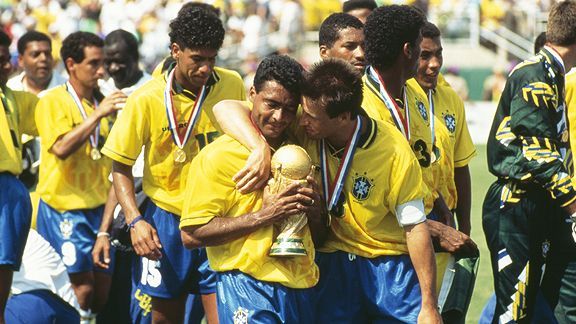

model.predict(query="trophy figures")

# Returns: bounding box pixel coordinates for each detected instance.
[268,145,313,257]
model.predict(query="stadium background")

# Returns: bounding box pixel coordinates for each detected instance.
[0,0,552,322]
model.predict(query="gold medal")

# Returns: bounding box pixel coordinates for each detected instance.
[174,148,186,163]
[91,148,102,160]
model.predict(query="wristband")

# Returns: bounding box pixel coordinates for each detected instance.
[128,215,144,229]
[97,232,110,238]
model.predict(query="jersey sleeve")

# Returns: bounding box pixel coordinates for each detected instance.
[101,94,148,166]
[15,91,39,136]
[35,95,73,149]
[180,149,235,228]
[452,94,476,167]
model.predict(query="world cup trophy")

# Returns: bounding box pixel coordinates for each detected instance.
[268,145,313,257]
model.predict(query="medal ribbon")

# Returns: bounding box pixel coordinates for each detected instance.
[66,82,99,149]
[164,68,209,150]
[320,115,363,213]
[428,89,435,146]
[368,66,410,140]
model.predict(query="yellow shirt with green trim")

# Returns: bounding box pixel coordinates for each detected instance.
[35,85,112,211]
[297,118,426,258]
[102,66,246,215]
[362,74,435,212]
[0,87,38,175]
[180,134,319,289]
[565,70,576,186]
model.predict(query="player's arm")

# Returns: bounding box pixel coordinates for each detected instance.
[50,91,126,159]
[92,185,116,269]
[432,192,454,228]
[302,176,329,248]
[454,165,472,235]
[404,220,442,323]
[112,161,162,260]
[213,100,271,193]
[426,219,478,258]
[181,182,314,248]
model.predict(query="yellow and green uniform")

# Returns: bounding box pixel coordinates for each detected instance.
[180,135,319,288]
[363,72,435,212]
[35,85,112,211]
[0,88,38,175]
[102,66,246,215]
[565,70,576,187]
[298,118,426,257]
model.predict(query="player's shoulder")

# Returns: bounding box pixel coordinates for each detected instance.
[372,118,414,156]
[213,66,243,84]
[128,75,164,102]
[37,84,68,103]
[198,135,248,160]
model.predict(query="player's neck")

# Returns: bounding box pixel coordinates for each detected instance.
[68,78,94,101]
[375,67,405,100]
[114,70,143,90]
[547,43,576,72]
[326,115,367,151]
[23,74,51,95]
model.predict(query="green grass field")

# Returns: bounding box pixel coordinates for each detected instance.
[465,144,496,323]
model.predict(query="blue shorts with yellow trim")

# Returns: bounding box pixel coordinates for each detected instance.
[36,199,114,274]
[136,201,216,299]
[0,173,32,270]
[315,251,421,323]
[216,270,315,324]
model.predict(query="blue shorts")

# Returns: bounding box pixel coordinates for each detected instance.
[135,201,216,299]
[5,289,80,323]
[315,251,421,323]
[0,173,32,270]
[36,199,114,274]
[216,270,315,324]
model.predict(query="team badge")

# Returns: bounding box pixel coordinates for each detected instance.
[417,101,428,121]
[522,82,557,110]
[444,114,456,133]
[542,240,550,258]
[59,219,73,239]
[352,173,374,201]
[233,307,249,324]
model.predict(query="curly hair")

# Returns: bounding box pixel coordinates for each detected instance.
[364,5,426,70]
[17,31,51,55]
[60,31,103,67]
[421,21,441,39]
[178,2,221,16]
[343,0,377,13]
[169,7,225,51]
[319,13,364,49]
[302,58,363,119]
[0,30,11,48]
[253,55,303,98]
[547,0,576,47]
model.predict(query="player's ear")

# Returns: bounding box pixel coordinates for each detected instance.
[170,43,181,60]
[319,45,330,59]
[403,42,412,59]
[249,86,256,103]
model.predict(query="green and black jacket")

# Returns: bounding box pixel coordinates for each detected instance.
[487,47,576,207]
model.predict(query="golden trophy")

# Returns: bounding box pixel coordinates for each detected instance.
[268,145,313,257]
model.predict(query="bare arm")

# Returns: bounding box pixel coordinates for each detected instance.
[51,91,126,159]
[432,193,454,228]
[92,185,117,269]
[213,100,271,193]
[405,221,442,323]
[426,219,478,258]
[112,161,162,260]
[454,166,471,235]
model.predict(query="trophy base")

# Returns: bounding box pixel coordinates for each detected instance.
[269,238,307,257]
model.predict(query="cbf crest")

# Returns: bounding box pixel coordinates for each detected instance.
[444,114,456,133]
[417,100,428,121]
[233,306,249,324]
[352,172,374,201]
[59,219,73,239]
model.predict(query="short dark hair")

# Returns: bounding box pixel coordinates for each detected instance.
[302,58,363,118]
[179,2,221,16]
[169,7,225,51]
[534,31,547,54]
[421,21,441,39]
[0,30,11,47]
[364,5,426,70]
[60,31,103,66]
[547,0,576,46]
[17,31,51,55]
[319,13,364,48]
[253,55,303,98]
[104,29,139,61]
[343,0,377,13]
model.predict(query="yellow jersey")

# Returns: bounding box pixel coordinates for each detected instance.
[180,135,319,289]
[102,66,246,215]
[35,85,112,211]
[406,79,477,209]
[362,72,435,212]
[565,71,576,186]
[0,87,38,175]
[298,118,426,258]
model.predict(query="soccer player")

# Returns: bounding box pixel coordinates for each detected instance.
[180,54,324,323]
[34,31,127,322]
[318,13,365,72]
[0,30,38,324]
[102,7,246,323]
[342,0,377,24]
[7,31,66,96]
[483,1,576,322]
